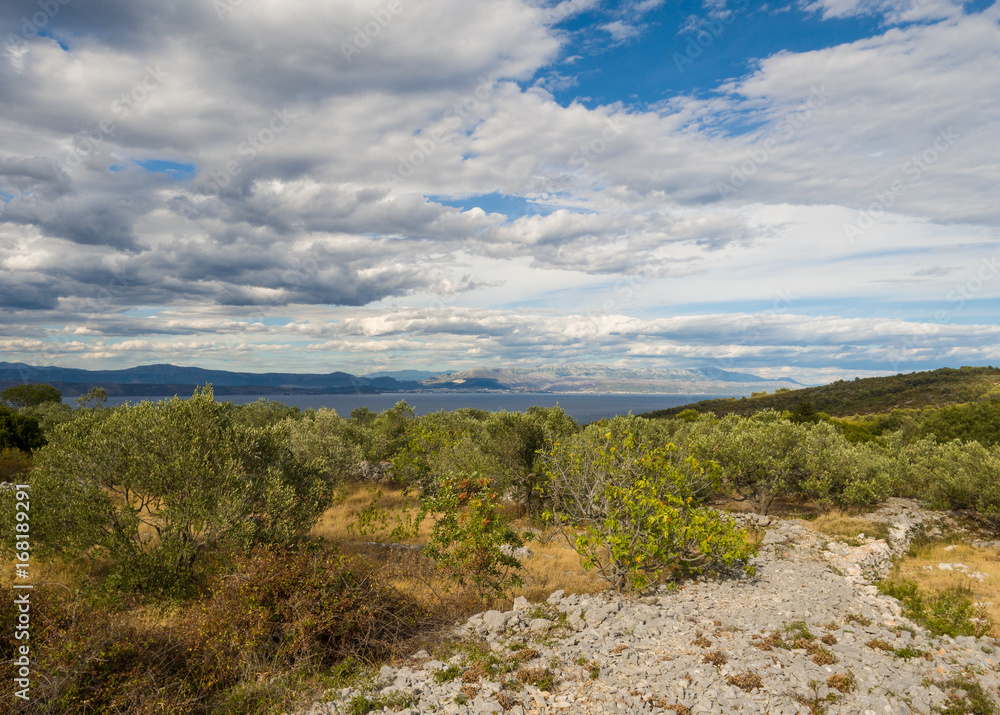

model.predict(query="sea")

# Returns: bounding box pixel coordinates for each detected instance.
[92,392,737,423]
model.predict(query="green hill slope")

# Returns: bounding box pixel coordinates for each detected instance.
[639,366,1000,419]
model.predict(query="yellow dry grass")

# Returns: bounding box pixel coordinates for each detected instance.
[0,555,78,591]
[810,508,890,544]
[310,483,606,608]
[889,541,1000,637]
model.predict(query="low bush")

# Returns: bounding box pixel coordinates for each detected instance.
[877,579,993,638]
[1,387,334,597]
[541,417,756,592]
[188,543,428,682]
[420,472,531,603]
[0,543,428,714]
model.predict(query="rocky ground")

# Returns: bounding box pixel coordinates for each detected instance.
[299,500,1000,714]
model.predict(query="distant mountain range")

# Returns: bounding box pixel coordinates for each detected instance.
[0,361,803,397]
[419,365,802,394]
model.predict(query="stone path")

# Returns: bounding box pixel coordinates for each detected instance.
[299,500,1000,714]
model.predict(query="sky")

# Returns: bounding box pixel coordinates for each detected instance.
[0,0,998,384]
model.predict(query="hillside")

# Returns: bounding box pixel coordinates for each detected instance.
[0,362,420,396]
[638,366,1000,419]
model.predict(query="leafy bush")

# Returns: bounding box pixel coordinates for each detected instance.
[5,387,334,595]
[420,472,531,603]
[798,423,895,508]
[541,417,756,592]
[0,544,426,714]
[286,408,363,484]
[684,411,809,514]
[1,383,62,408]
[0,405,45,453]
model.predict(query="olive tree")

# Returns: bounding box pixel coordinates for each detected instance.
[685,411,809,515]
[18,387,333,594]
[1,383,62,409]
[285,407,362,483]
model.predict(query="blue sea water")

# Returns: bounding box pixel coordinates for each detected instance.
[95,392,737,423]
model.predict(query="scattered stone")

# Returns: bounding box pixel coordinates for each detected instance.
[295,499,1000,715]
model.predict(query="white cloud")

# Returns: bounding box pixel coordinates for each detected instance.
[0,0,998,377]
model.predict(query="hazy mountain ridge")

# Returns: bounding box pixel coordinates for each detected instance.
[418,365,803,394]
[0,362,801,396]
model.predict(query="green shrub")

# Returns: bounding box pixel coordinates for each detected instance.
[541,417,755,592]
[877,580,993,638]
[286,408,363,484]
[684,411,809,514]
[420,472,531,603]
[798,423,894,508]
[3,387,334,595]
[0,405,45,453]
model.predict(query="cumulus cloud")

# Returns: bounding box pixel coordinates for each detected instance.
[0,0,998,377]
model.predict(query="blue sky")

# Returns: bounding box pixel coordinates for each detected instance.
[0,0,998,384]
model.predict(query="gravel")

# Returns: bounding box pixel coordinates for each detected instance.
[295,499,1000,714]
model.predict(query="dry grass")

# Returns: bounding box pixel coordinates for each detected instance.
[0,554,80,591]
[309,483,607,609]
[809,508,891,544]
[310,485,430,549]
[510,532,606,603]
[888,541,1000,637]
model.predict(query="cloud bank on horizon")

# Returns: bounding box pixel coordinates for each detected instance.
[0,0,998,384]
